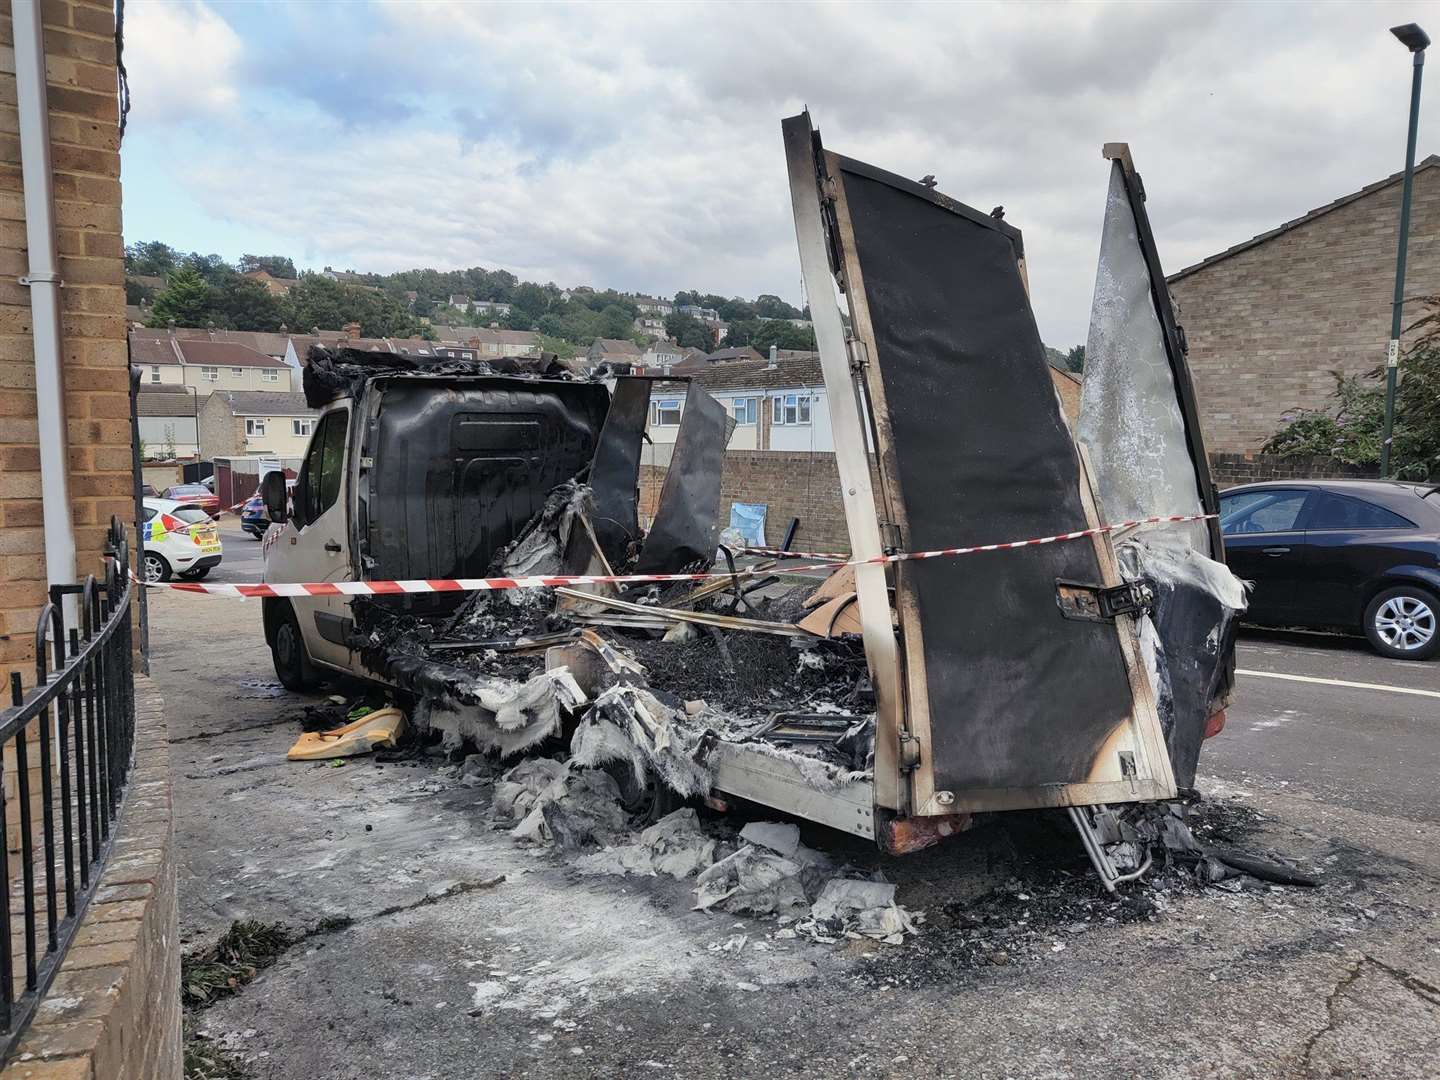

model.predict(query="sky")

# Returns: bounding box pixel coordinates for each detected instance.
[120,0,1440,347]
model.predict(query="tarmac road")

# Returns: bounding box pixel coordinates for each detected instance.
[1211,628,1440,824]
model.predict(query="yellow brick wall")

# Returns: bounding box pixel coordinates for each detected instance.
[0,0,127,684]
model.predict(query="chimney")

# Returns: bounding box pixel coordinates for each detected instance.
[768,344,778,368]
[343,321,361,340]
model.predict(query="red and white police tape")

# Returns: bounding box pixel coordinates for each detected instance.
[145,513,1216,598]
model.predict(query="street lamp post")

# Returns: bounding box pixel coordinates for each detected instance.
[1382,22,1429,478]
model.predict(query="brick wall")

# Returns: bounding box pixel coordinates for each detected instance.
[2,677,182,1080]
[0,0,128,683]
[1171,165,1440,454]
[1209,451,1378,489]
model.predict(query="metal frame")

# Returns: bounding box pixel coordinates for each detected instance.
[0,518,138,1063]
[1101,144,1224,560]
[791,116,1175,817]
[783,112,905,813]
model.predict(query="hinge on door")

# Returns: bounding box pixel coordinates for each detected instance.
[846,337,869,374]
[898,731,921,772]
[1055,580,1154,622]
[1118,751,1138,794]
[878,521,902,555]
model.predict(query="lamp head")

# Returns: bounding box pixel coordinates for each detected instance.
[1392,23,1430,52]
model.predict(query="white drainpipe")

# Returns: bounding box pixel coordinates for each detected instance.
[12,0,77,592]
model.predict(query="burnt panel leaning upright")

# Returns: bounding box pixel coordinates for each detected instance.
[826,153,1166,809]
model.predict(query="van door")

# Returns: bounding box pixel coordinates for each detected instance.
[277,406,354,670]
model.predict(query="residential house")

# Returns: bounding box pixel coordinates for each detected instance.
[703,346,763,365]
[448,293,472,311]
[322,268,365,284]
[136,384,202,459]
[633,316,668,338]
[633,295,674,316]
[646,354,1083,457]
[198,391,319,458]
[638,340,685,373]
[431,325,542,358]
[128,332,292,394]
[473,300,512,317]
[587,337,644,366]
[678,303,720,322]
[1170,155,1440,452]
[242,269,298,296]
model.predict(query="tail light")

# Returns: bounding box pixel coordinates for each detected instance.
[159,513,185,533]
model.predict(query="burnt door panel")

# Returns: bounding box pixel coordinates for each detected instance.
[831,156,1167,808]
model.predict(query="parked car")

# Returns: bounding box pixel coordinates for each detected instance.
[240,492,268,539]
[141,497,223,582]
[162,483,220,517]
[1220,480,1440,659]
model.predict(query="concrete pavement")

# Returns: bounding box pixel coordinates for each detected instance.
[149,583,1440,1079]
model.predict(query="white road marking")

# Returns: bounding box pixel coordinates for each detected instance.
[1236,668,1440,700]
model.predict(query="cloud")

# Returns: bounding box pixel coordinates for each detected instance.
[121,0,1440,345]
[123,0,242,126]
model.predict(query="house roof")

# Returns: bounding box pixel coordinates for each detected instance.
[592,337,643,356]
[656,356,825,394]
[431,325,539,347]
[128,330,291,366]
[208,391,313,417]
[704,346,762,363]
[136,385,201,417]
[1169,155,1440,282]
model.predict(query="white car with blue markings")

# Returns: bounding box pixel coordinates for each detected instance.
[141,497,223,582]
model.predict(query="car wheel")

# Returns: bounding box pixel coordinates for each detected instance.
[1364,585,1439,661]
[142,552,171,583]
[179,566,211,580]
[271,603,322,692]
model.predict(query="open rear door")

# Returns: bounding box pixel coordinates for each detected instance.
[784,112,1174,818]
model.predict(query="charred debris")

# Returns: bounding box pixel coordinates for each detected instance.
[289,115,1305,907]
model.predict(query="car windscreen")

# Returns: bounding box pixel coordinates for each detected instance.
[171,507,212,524]
[170,485,210,496]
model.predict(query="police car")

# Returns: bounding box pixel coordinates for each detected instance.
[141,497,223,582]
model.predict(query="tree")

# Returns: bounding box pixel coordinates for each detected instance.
[211,274,284,331]
[147,267,214,328]
[1263,297,1440,480]
[1065,345,1085,373]
[237,254,298,279]
[754,293,802,320]
[750,319,816,353]
[665,313,712,350]
[124,240,180,278]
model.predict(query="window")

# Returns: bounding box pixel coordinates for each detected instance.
[1306,492,1415,531]
[201,367,218,382]
[231,367,244,378]
[292,418,314,437]
[653,399,682,426]
[1220,490,1307,535]
[297,409,349,526]
[771,393,812,425]
[732,397,757,425]
[149,366,161,383]
[245,418,267,437]
[262,369,279,383]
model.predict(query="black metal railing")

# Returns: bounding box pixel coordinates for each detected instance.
[0,516,137,1061]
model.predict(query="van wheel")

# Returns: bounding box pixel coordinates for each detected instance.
[142,552,171,583]
[1364,585,1438,660]
[272,603,322,691]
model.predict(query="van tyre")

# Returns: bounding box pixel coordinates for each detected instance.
[271,602,322,691]
[142,552,171,583]
[1364,585,1438,661]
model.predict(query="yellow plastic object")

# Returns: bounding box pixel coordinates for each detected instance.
[287,708,407,761]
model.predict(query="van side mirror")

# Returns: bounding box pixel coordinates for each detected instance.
[260,470,289,524]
